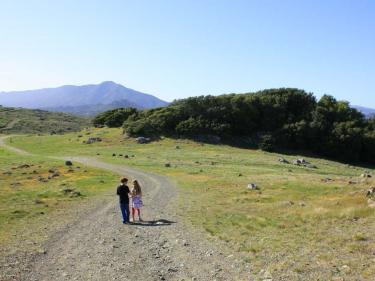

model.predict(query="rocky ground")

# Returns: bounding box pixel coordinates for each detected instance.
[0,151,252,280]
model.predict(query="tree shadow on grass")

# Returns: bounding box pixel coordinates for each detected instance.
[129,219,176,227]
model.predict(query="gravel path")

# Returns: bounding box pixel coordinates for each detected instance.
[0,143,251,280]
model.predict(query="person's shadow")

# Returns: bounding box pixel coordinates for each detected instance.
[130,219,176,227]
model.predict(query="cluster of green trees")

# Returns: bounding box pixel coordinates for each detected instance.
[93,88,375,163]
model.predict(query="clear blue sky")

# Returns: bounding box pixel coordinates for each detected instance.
[0,0,374,106]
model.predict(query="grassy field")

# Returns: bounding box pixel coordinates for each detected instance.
[0,143,118,253]
[0,106,90,134]
[6,128,375,280]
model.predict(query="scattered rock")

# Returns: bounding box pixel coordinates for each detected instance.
[278,157,289,164]
[65,161,73,166]
[112,153,116,157]
[124,155,129,158]
[38,177,48,183]
[18,164,30,169]
[247,183,259,190]
[321,178,334,183]
[136,137,151,144]
[165,163,171,168]
[175,145,180,149]
[62,188,82,197]
[84,137,102,144]
[238,173,242,177]
[366,187,375,197]
[361,172,372,178]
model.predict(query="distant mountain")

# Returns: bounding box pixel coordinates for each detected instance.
[44,99,143,116]
[353,105,375,118]
[0,81,168,115]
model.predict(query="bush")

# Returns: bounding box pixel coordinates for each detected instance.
[93,108,138,127]
[258,134,275,152]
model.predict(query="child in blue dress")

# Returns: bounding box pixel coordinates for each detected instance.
[131,180,143,222]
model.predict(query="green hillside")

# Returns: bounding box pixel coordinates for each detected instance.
[94,89,375,163]
[0,106,90,134]
[7,128,375,279]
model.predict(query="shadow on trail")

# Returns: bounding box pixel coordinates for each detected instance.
[129,219,176,227]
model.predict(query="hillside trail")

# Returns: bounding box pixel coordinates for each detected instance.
[0,135,33,155]
[0,138,251,281]
[3,119,20,131]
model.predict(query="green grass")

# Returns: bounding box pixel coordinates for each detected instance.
[7,128,375,280]
[0,105,90,134]
[0,144,117,249]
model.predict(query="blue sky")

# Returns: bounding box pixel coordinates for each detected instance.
[0,0,374,106]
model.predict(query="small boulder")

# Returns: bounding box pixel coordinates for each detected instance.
[366,187,375,197]
[361,172,372,178]
[84,137,102,144]
[278,157,289,164]
[247,183,259,190]
[65,161,73,166]
[136,137,150,144]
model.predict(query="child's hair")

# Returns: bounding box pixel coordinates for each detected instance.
[132,180,142,196]
[121,177,128,183]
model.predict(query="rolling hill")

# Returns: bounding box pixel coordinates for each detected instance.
[0,106,90,134]
[0,81,168,116]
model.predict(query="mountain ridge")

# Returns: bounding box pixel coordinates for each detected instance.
[353,105,375,117]
[0,81,168,115]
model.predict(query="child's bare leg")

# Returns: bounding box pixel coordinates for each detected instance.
[138,209,142,221]
[132,207,135,222]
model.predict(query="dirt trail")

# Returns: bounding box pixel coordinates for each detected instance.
[0,140,250,280]
[0,135,33,155]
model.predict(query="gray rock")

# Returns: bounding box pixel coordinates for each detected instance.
[278,157,289,164]
[247,183,259,190]
[136,137,151,144]
[84,137,102,144]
